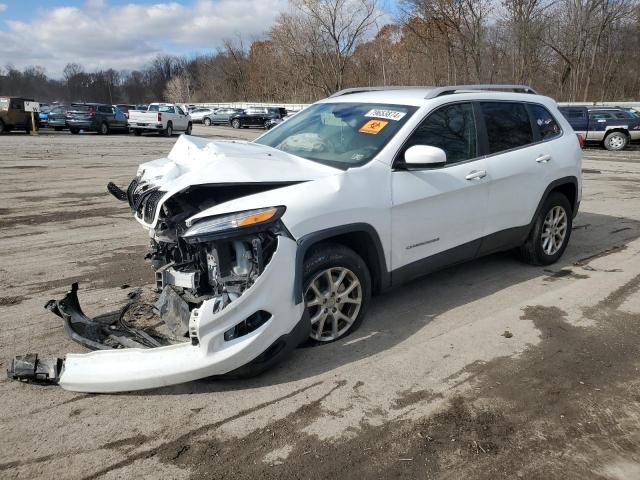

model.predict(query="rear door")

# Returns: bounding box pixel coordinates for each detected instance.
[586,111,613,141]
[559,107,588,137]
[480,101,560,249]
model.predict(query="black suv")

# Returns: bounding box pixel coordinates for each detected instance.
[66,103,128,134]
[229,107,287,129]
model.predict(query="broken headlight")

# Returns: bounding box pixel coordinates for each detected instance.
[182,206,285,239]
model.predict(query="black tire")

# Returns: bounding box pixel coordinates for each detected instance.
[264,120,271,129]
[133,129,142,136]
[185,123,192,135]
[603,131,628,151]
[0,120,4,134]
[302,243,371,344]
[231,119,241,129]
[70,128,80,135]
[164,122,173,137]
[519,192,573,266]
[203,117,211,126]
[99,122,109,135]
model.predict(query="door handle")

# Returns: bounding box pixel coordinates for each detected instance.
[536,154,551,163]
[465,170,487,181]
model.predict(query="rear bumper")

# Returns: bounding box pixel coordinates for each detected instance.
[9,236,307,393]
[66,120,95,130]
[128,123,164,130]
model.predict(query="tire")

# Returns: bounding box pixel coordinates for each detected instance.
[164,123,173,137]
[264,121,271,129]
[0,120,4,134]
[133,129,142,136]
[603,131,628,151]
[203,118,211,126]
[185,123,192,135]
[519,192,573,266]
[70,128,79,135]
[99,122,109,135]
[231,119,241,129]
[302,243,371,344]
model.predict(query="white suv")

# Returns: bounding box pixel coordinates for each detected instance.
[10,85,582,392]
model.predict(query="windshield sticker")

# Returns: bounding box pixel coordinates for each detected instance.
[359,119,389,135]
[364,109,406,121]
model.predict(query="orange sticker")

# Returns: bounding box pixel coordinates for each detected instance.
[359,119,388,134]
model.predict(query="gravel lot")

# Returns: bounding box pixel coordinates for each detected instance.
[1,126,640,479]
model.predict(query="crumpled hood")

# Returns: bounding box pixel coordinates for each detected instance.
[136,135,340,191]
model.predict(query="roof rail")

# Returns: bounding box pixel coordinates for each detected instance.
[329,86,434,97]
[424,84,538,98]
[329,84,539,99]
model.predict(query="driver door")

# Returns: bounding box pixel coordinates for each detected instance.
[391,102,489,276]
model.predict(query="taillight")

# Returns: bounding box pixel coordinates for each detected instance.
[576,133,585,149]
[157,112,162,122]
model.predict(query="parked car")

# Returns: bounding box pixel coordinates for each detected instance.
[128,103,192,136]
[12,84,584,392]
[202,107,244,126]
[115,104,137,119]
[229,107,288,129]
[0,97,38,134]
[65,103,128,134]
[48,105,69,131]
[558,106,640,150]
[189,107,216,123]
[38,103,52,127]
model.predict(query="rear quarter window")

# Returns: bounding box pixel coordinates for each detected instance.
[480,102,533,153]
[529,104,562,140]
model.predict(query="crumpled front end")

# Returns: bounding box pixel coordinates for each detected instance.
[7,138,325,392]
[58,235,307,392]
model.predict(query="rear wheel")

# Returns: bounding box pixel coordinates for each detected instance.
[603,131,628,151]
[303,244,371,343]
[70,128,79,135]
[231,119,241,129]
[519,192,572,266]
[203,117,211,126]
[164,123,173,137]
[99,122,109,135]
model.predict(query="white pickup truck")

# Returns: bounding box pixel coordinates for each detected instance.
[128,103,192,136]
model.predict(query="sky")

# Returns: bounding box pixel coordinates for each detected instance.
[0,0,398,78]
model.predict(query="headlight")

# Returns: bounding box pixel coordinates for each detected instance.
[183,206,285,239]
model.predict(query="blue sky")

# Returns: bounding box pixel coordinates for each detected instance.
[0,1,399,76]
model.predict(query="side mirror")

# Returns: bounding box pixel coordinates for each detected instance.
[398,145,447,170]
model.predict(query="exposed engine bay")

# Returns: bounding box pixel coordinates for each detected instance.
[7,136,337,391]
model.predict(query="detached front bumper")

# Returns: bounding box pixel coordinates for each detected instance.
[8,236,308,393]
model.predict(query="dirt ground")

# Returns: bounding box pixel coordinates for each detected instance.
[1,126,640,479]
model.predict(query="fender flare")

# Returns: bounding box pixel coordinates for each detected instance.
[529,176,580,230]
[293,223,389,304]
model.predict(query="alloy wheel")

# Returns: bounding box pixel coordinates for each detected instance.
[541,205,567,256]
[304,267,362,342]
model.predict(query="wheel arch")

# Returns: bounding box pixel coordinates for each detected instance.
[529,176,579,230]
[294,223,390,304]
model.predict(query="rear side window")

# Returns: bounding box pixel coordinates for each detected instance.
[481,102,533,153]
[590,112,612,119]
[563,108,586,119]
[405,102,477,164]
[529,104,561,140]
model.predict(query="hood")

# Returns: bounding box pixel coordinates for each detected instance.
[137,135,340,191]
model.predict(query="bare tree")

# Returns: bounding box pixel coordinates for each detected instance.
[271,0,381,96]
[163,74,194,103]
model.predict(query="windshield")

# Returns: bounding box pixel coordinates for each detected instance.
[255,102,418,168]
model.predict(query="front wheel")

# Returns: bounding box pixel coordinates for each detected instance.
[303,244,371,343]
[70,128,79,135]
[231,119,241,129]
[603,131,628,151]
[519,192,572,266]
[185,123,192,135]
[99,122,109,135]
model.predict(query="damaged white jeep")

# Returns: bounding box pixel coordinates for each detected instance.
[9,85,582,392]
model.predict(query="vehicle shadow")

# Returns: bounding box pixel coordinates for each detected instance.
[135,210,640,396]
